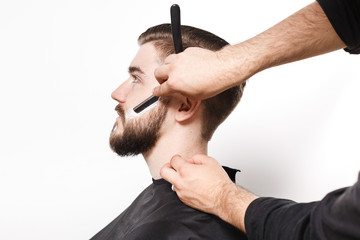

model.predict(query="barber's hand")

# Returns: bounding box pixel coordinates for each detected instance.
[153,47,239,100]
[160,154,258,233]
[160,154,236,217]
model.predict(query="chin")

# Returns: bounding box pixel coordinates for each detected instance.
[111,122,124,137]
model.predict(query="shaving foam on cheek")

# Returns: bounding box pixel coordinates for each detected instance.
[125,101,158,120]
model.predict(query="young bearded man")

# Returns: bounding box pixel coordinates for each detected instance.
[91,24,246,240]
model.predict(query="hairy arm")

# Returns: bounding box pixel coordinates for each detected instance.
[229,0,345,79]
[154,1,345,99]
[217,184,259,233]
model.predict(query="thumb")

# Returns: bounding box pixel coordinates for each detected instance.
[153,82,173,97]
[154,64,169,84]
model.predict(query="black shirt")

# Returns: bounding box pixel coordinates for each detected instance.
[317,0,360,54]
[91,167,246,240]
[245,172,360,240]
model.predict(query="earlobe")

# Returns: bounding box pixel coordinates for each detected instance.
[175,97,201,123]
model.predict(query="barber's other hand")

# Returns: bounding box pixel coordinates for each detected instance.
[160,154,258,233]
[160,154,236,217]
[153,47,238,100]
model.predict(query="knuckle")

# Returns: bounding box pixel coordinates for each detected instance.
[170,155,178,165]
[177,192,185,201]
[166,80,176,89]
[175,182,184,191]
[178,165,188,177]
[168,62,176,71]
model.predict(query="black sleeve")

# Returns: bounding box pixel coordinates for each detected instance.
[245,172,360,240]
[316,0,360,54]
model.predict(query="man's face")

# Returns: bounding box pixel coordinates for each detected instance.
[110,43,168,156]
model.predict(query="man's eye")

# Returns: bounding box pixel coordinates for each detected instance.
[132,76,140,83]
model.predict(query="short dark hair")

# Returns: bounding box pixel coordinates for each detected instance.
[138,24,245,141]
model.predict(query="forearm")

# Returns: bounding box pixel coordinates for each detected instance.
[216,183,259,233]
[218,1,346,88]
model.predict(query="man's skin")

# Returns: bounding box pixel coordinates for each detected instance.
[156,1,346,233]
[99,27,248,239]
[111,42,206,180]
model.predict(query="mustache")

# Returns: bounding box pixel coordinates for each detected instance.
[115,104,125,117]
[115,104,126,126]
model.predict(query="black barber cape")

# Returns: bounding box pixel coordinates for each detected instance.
[91,166,246,240]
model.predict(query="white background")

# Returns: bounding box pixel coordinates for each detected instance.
[0,0,359,239]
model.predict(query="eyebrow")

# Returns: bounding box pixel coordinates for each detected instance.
[128,66,145,75]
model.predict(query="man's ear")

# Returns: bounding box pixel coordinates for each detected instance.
[175,96,202,123]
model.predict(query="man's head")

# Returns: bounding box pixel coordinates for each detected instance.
[110,24,245,156]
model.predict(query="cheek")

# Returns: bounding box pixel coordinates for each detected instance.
[125,89,146,108]
[127,85,156,107]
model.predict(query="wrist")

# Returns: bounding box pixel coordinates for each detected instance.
[216,182,259,233]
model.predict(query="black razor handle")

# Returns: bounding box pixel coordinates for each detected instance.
[171,4,183,54]
[132,4,183,114]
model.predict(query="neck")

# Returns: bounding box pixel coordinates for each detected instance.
[143,128,208,179]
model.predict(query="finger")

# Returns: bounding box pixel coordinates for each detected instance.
[153,82,175,97]
[163,54,176,64]
[169,154,187,171]
[186,154,208,165]
[154,65,170,84]
[160,163,179,185]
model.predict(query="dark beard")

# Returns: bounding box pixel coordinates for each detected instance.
[109,101,168,156]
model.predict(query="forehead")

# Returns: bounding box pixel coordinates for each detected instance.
[130,42,160,74]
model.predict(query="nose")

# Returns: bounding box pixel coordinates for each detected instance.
[111,80,130,103]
